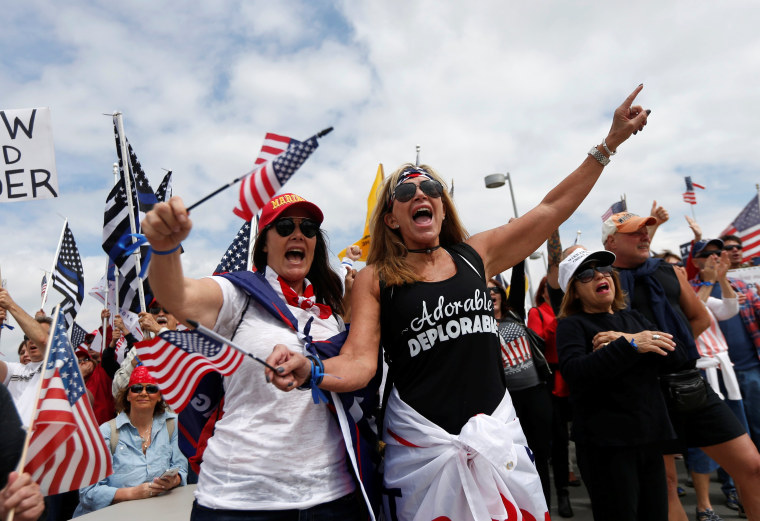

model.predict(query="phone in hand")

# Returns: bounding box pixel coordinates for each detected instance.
[158,468,179,481]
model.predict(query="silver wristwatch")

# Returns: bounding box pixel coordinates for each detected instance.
[588,146,610,166]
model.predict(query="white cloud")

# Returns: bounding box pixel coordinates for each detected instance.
[2,0,760,357]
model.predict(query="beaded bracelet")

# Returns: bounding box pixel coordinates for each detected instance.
[152,244,182,255]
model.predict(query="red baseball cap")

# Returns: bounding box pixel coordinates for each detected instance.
[258,193,323,232]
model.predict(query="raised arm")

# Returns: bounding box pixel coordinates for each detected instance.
[266,266,382,392]
[673,266,711,339]
[142,196,223,329]
[469,85,649,277]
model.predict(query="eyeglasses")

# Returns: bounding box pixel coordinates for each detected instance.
[149,307,168,315]
[77,358,92,364]
[269,217,320,239]
[392,180,444,203]
[129,384,160,394]
[575,264,614,283]
[696,250,721,258]
[724,245,743,251]
[487,287,500,293]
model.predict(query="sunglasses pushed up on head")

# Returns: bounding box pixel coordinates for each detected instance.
[268,217,321,239]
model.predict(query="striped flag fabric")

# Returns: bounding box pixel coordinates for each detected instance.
[682,176,705,205]
[50,223,85,330]
[601,199,627,221]
[233,133,319,221]
[155,170,173,203]
[213,221,251,275]
[722,194,760,262]
[102,117,155,312]
[135,329,244,412]
[24,308,113,495]
[40,273,48,299]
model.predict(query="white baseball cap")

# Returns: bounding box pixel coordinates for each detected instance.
[559,249,616,292]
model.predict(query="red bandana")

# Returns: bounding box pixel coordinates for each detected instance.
[278,277,333,320]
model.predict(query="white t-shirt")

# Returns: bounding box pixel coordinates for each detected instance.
[3,361,43,427]
[194,269,355,510]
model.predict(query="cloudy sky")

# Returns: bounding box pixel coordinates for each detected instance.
[2,0,759,359]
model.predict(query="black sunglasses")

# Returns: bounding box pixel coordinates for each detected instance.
[724,245,742,251]
[696,249,722,258]
[392,179,444,203]
[269,217,320,239]
[129,384,160,394]
[149,307,168,315]
[487,287,500,293]
[575,264,614,283]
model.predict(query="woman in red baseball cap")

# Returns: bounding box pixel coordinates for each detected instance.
[142,192,359,519]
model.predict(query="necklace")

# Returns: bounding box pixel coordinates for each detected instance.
[406,245,441,254]
[139,425,152,450]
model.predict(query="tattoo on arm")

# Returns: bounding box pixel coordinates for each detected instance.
[547,229,562,266]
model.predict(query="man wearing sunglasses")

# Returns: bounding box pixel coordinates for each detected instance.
[720,235,751,270]
[689,239,760,459]
[604,213,760,519]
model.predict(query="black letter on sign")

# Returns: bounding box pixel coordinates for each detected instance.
[5,170,27,199]
[0,109,37,140]
[31,169,57,198]
[2,146,21,165]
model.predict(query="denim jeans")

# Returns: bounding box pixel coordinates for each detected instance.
[735,367,760,451]
[190,493,363,521]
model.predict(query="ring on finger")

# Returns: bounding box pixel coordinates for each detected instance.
[653,334,660,340]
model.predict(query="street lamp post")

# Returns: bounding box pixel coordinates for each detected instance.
[483,172,536,307]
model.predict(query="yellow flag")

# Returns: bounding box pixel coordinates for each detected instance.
[338,164,384,262]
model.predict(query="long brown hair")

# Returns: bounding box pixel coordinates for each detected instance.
[367,163,469,287]
[558,269,627,318]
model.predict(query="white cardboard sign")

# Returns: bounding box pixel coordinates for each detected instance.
[0,107,58,202]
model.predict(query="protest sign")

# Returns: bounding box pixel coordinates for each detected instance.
[1,107,58,202]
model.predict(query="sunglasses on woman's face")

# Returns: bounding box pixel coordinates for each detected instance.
[575,264,614,284]
[270,217,320,238]
[487,287,500,293]
[129,384,160,394]
[392,179,444,203]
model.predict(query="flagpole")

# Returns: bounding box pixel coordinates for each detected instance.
[247,216,258,271]
[41,220,68,312]
[110,163,122,314]
[9,305,61,521]
[102,264,110,354]
[0,266,4,343]
[114,113,146,313]
[186,319,277,371]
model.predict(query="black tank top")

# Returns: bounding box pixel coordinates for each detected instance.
[380,243,507,433]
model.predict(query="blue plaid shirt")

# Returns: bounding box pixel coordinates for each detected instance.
[689,276,760,359]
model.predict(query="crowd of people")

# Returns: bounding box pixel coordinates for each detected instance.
[2,84,760,521]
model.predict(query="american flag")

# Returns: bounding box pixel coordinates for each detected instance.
[70,321,88,350]
[40,273,48,299]
[722,194,760,262]
[233,133,319,221]
[135,329,244,412]
[50,223,85,330]
[102,116,155,312]
[24,308,113,495]
[213,221,252,275]
[682,176,705,205]
[601,199,627,221]
[497,320,532,368]
[155,170,173,203]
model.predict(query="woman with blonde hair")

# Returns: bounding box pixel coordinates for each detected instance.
[268,86,650,520]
